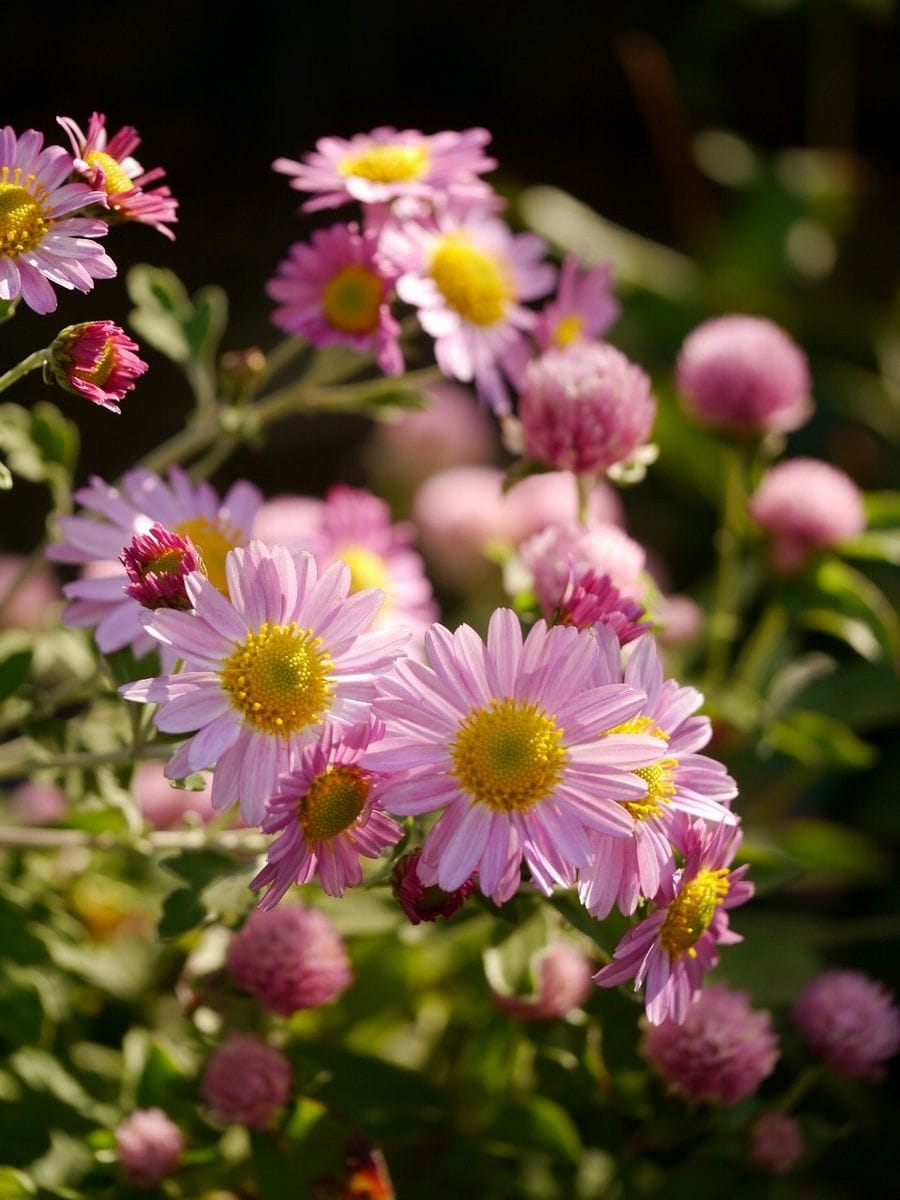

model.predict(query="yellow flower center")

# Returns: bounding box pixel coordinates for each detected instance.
[553,313,585,347]
[607,716,676,822]
[339,143,429,184]
[84,149,135,197]
[174,516,244,595]
[659,868,731,959]
[339,546,390,595]
[430,235,510,327]
[0,171,51,258]
[322,265,384,334]
[73,337,116,388]
[450,698,565,813]
[300,764,369,842]
[143,548,185,576]
[220,622,333,738]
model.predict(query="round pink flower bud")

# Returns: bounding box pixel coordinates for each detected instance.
[227,905,352,1015]
[642,983,779,1104]
[519,343,655,474]
[676,314,811,435]
[200,1033,291,1130]
[748,458,865,573]
[115,1107,184,1187]
[9,781,68,825]
[133,761,215,830]
[749,1112,804,1174]
[121,522,204,611]
[49,321,148,414]
[494,943,593,1020]
[792,969,900,1081]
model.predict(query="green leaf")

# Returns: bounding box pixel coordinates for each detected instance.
[779,818,891,886]
[0,1168,35,1198]
[501,458,555,493]
[29,403,78,471]
[0,650,32,703]
[842,529,900,566]
[126,265,228,367]
[157,849,253,940]
[182,285,228,362]
[157,886,208,941]
[489,1096,583,1164]
[159,847,247,887]
[0,977,43,1044]
[763,708,877,768]
[0,298,20,326]
[864,490,900,528]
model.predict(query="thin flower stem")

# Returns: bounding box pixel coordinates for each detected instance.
[705,445,751,688]
[0,348,50,396]
[777,1065,822,1112]
[0,824,267,855]
[0,742,174,782]
[733,602,789,697]
[576,472,596,525]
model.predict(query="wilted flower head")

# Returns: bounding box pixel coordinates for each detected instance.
[201,1034,291,1130]
[676,314,811,436]
[534,256,619,350]
[49,321,148,412]
[792,969,900,1081]
[392,849,476,925]
[228,904,352,1014]
[493,942,593,1020]
[519,342,655,475]
[121,522,203,611]
[115,1107,184,1188]
[749,1112,804,1174]
[749,457,866,573]
[642,983,778,1103]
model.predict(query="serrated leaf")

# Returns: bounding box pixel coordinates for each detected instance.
[0,650,32,703]
[763,708,877,768]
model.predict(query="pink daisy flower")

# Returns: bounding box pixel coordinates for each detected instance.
[57,112,178,239]
[0,125,114,315]
[251,719,402,903]
[120,542,408,824]
[578,637,738,920]
[48,467,262,656]
[534,256,620,351]
[363,608,665,904]
[267,222,403,376]
[273,126,497,213]
[593,814,753,1024]
[48,320,147,413]
[384,205,556,415]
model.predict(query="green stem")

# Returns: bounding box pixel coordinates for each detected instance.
[778,1065,821,1113]
[0,741,174,782]
[575,472,596,525]
[0,824,267,855]
[705,445,751,688]
[733,602,789,697]
[0,348,50,395]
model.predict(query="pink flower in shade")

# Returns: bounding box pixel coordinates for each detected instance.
[384,204,556,414]
[201,1034,291,1130]
[115,1108,184,1187]
[252,494,324,550]
[227,905,352,1013]
[578,637,738,921]
[9,781,67,825]
[48,320,147,413]
[57,112,178,239]
[593,814,753,1025]
[519,521,648,619]
[534,256,620,351]
[0,125,114,314]
[642,983,779,1103]
[121,523,203,612]
[558,570,650,645]
[520,342,656,475]
[392,849,476,925]
[501,471,624,543]
[273,126,497,213]
[47,468,262,656]
[133,761,216,831]
[749,1112,804,1174]
[267,222,403,376]
[0,555,61,630]
[363,609,665,904]
[792,969,900,1081]
[748,458,866,573]
[251,720,402,903]
[493,942,593,1020]
[676,314,811,436]
[120,542,408,825]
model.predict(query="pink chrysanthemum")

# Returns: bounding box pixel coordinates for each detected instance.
[493,942,593,1020]
[749,1112,804,1174]
[115,1107,184,1187]
[273,126,497,213]
[48,467,262,656]
[748,457,866,573]
[392,849,477,925]
[120,542,408,824]
[201,1034,291,1130]
[58,112,178,239]
[251,720,402,902]
[48,320,147,413]
[534,256,620,351]
[518,521,648,619]
[519,342,656,475]
[642,983,779,1103]
[578,637,738,920]
[792,969,900,1081]
[558,569,650,645]
[267,222,402,376]
[121,523,203,612]
[363,609,665,904]
[676,314,811,436]
[0,125,114,314]
[594,814,753,1024]
[227,904,352,1012]
[384,204,556,414]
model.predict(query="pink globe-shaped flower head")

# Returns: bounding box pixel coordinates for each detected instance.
[519,342,655,475]
[115,1107,184,1187]
[201,1034,291,1130]
[749,1112,804,1174]
[748,458,866,573]
[792,969,900,1081]
[227,905,352,1015]
[676,315,811,436]
[642,983,779,1103]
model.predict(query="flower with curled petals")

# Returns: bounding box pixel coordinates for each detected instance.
[48,320,147,412]
[120,542,408,824]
